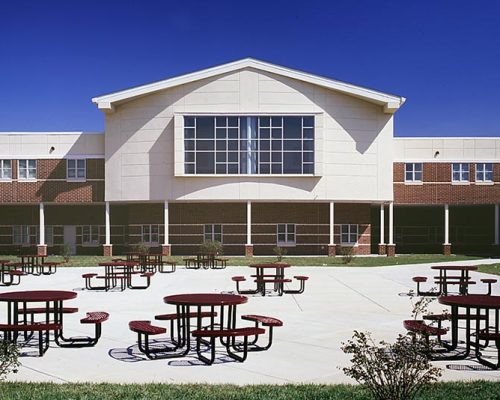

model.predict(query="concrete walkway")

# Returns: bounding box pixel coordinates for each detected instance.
[3,258,500,384]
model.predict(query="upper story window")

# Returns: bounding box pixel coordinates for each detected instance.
[141,224,159,245]
[405,163,422,182]
[67,159,86,180]
[341,224,358,245]
[452,163,469,182]
[277,224,295,246]
[18,159,36,180]
[204,224,223,243]
[476,163,493,182]
[0,160,12,180]
[184,116,314,175]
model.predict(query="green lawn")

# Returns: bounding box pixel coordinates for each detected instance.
[0,382,499,400]
[0,254,482,268]
[477,263,500,276]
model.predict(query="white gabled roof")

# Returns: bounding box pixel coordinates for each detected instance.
[92,58,405,114]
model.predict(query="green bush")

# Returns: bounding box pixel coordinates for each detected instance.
[199,240,223,255]
[339,246,354,264]
[273,246,287,262]
[0,340,20,381]
[60,243,71,262]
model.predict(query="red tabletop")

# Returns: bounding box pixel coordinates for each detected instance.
[0,290,77,302]
[98,261,139,267]
[0,260,11,264]
[439,295,500,309]
[249,263,291,269]
[164,293,248,306]
[431,265,478,271]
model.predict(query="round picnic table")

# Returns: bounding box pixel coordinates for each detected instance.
[438,295,500,369]
[431,265,478,295]
[249,263,291,295]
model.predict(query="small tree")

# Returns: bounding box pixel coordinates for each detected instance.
[60,243,71,262]
[341,331,441,400]
[199,240,223,255]
[133,243,149,254]
[339,246,354,264]
[0,340,20,381]
[273,246,287,262]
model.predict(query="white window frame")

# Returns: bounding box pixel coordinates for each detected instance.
[82,225,100,246]
[276,224,296,247]
[451,163,469,183]
[475,163,493,183]
[341,224,359,245]
[141,224,159,245]
[0,160,12,180]
[404,162,423,183]
[204,224,223,243]
[18,159,37,181]
[67,159,86,181]
[12,225,38,246]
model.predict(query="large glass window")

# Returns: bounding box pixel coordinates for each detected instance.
[13,225,37,245]
[452,163,469,182]
[476,163,493,182]
[184,116,314,175]
[0,160,12,180]
[204,224,223,243]
[67,159,86,180]
[405,163,422,182]
[277,224,295,246]
[18,159,37,180]
[141,225,159,244]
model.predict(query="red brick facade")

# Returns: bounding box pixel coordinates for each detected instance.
[394,163,500,205]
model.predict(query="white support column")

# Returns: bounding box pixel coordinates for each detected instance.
[163,201,169,245]
[495,204,499,245]
[329,201,335,245]
[39,203,45,246]
[105,201,111,246]
[444,204,450,245]
[379,203,385,245]
[246,201,252,245]
[388,202,394,245]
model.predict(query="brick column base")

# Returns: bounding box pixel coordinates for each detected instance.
[161,244,171,256]
[386,244,396,257]
[328,244,337,257]
[443,244,451,256]
[37,245,47,257]
[103,244,113,257]
[245,245,254,257]
[378,244,387,255]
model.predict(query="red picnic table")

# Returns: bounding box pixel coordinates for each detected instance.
[249,263,291,296]
[84,261,151,291]
[431,265,478,295]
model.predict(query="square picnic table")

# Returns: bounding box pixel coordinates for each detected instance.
[431,265,478,295]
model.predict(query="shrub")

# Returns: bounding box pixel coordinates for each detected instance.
[0,340,20,381]
[199,240,223,255]
[60,243,71,262]
[339,246,354,264]
[273,246,287,262]
[132,243,149,254]
[341,331,441,400]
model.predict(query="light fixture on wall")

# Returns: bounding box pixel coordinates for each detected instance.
[434,151,440,158]
[49,146,55,153]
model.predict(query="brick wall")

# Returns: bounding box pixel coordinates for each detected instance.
[0,159,104,203]
[394,163,500,205]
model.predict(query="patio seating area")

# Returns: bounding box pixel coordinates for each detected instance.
[1,258,500,384]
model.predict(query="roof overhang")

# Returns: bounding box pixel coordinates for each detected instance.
[92,58,406,114]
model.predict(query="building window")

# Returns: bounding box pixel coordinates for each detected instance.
[341,224,358,245]
[184,116,314,175]
[82,225,99,246]
[405,163,422,182]
[12,225,37,245]
[18,159,37,180]
[0,160,12,180]
[476,163,493,182]
[204,224,223,243]
[277,224,295,246]
[141,225,159,245]
[452,163,469,182]
[67,159,86,180]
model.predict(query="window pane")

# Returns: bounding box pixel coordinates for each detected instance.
[271,164,281,174]
[283,117,302,139]
[227,164,238,174]
[303,164,314,174]
[271,128,282,139]
[215,117,226,127]
[452,164,460,172]
[216,152,226,162]
[68,169,76,178]
[414,171,422,181]
[184,140,195,151]
[462,171,469,181]
[196,117,215,139]
[406,163,414,172]
[68,159,75,169]
[452,172,460,181]
[215,128,226,138]
[185,164,195,174]
[196,153,214,174]
[28,160,36,169]
[341,225,348,234]
[260,164,270,174]
[184,116,195,127]
[277,224,286,233]
[215,164,226,174]
[184,128,195,139]
[303,128,314,139]
[271,117,282,127]
[302,116,314,128]
[287,233,295,242]
[405,172,413,181]
[259,117,270,127]
[227,117,238,127]
[185,152,195,163]
[197,140,214,151]
[303,140,314,151]
[284,140,301,151]
[271,152,282,162]
[28,169,36,179]
[283,152,302,173]
[271,140,282,151]
[259,128,270,139]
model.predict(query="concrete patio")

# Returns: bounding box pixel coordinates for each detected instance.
[3,259,500,384]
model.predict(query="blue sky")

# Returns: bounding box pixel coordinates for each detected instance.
[1,0,499,136]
